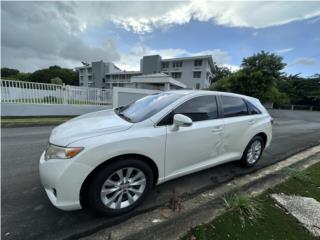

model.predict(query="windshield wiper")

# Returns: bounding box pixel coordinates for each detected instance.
[116,111,132,122]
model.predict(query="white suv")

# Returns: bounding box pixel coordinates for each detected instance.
[40,90,272,215]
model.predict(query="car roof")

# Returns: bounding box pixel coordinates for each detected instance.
[166,89,252,99]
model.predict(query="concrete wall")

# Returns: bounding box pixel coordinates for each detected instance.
[112,87,160,108]
[1,103,111,117]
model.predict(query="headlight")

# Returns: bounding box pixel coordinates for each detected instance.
[45,144,83,160]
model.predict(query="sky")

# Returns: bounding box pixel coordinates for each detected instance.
[1,1,320,77]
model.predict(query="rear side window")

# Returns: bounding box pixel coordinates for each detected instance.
[221,95,249,118]
[246,100,262,115]
[158,95,218,125]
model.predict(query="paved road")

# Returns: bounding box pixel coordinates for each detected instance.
[2,110,320,240]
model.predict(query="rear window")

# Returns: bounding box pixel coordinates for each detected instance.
[221,95,249,118]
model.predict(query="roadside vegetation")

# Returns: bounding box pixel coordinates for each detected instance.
[209,51,320,107]
[182,162,320,240]
[1,65,78,86]
[1,116,74,127]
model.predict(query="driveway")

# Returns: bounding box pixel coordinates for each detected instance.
[1,110,320,240]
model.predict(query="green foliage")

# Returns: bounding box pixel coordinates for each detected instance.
[211,51,287,103]
[277,74,320,106]
[1,67,19,77]
[50,77,63,85]
[30,65,78,85]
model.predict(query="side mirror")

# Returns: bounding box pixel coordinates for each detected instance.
[171,114,192,131]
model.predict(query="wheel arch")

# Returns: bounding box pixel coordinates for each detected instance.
[79,153,159,208]
[255,132,267,147]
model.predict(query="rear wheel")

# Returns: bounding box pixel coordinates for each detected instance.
[241,136,264,167]
[88,159,154,216]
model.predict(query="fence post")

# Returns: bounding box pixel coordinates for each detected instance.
[62,84,67,104]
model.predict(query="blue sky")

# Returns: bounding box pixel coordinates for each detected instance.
[2,1,320,76]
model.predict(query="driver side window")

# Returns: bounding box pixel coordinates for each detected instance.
[158,95,218,126]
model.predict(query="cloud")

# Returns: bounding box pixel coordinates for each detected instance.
[1,2,120,72]
[2,1,320,72]
[293,58,317,66]
[275,48,294,54]
[110,1,320,33]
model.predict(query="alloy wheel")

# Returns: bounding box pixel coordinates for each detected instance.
[100,167,146,209]
[246,140,262,164]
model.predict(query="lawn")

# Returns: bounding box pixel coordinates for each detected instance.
[182,162,320,240]
[1,116,74,127]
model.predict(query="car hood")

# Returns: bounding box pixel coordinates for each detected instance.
[49,109,133,146]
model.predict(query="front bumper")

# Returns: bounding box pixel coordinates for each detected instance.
[39,152,93,211]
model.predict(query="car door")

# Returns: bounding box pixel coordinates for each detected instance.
[161,95,224,179]
[219,95,255,158]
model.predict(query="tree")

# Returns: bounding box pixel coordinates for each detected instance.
[29,65,78,85]
[50,77,63,85]
[211,64,232,83]
[211,51,287,103]
[277,74,320,106]
[1,68,19,78]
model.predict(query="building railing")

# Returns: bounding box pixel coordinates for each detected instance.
[1,79,112,105]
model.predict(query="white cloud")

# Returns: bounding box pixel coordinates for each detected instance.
[292,57,317,66]
[109,1,320,33]
[275,48,294,54]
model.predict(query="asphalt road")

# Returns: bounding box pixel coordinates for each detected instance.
[2,110,320,240]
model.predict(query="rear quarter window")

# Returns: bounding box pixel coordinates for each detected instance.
[221,95,249,118]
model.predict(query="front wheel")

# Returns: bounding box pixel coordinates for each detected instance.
[240,136,264,167]
[87,159,154,216]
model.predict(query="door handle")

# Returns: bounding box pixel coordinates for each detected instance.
[248,120,255,125]
[212,126,222,132]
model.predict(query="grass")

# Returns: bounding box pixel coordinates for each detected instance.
[182,162,320,240]
[222,193,262,227]
[1,116,74,127]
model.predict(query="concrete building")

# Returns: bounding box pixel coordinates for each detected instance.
[76,54,215,89]
[76,61,140,88]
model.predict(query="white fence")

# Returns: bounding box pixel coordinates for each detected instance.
[1,79,112,105]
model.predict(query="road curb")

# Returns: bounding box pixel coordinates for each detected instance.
[82,145,320,240]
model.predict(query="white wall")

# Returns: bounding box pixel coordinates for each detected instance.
[112,87,160,108]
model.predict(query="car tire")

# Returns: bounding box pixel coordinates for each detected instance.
[87,158,154,216]
[240,135,265,168]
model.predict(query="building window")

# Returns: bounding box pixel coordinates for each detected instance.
[80,76,84,80]
[162,62,169,68]
[88,75,92,81]
[87,68,92,74]
[172,61,183,68]
[193,71,201,78]
[195,83,200,89]
[80,82,84,86]
[106,75,111,80]
[79,69,84,75]
[194,60,202,66]
[171,72,182,79]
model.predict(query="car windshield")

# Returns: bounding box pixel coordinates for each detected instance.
[115,92,182,123]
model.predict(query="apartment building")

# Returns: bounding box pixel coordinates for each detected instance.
[76,55,215,89]
[141,55,215,89]
[76,61,140,88]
